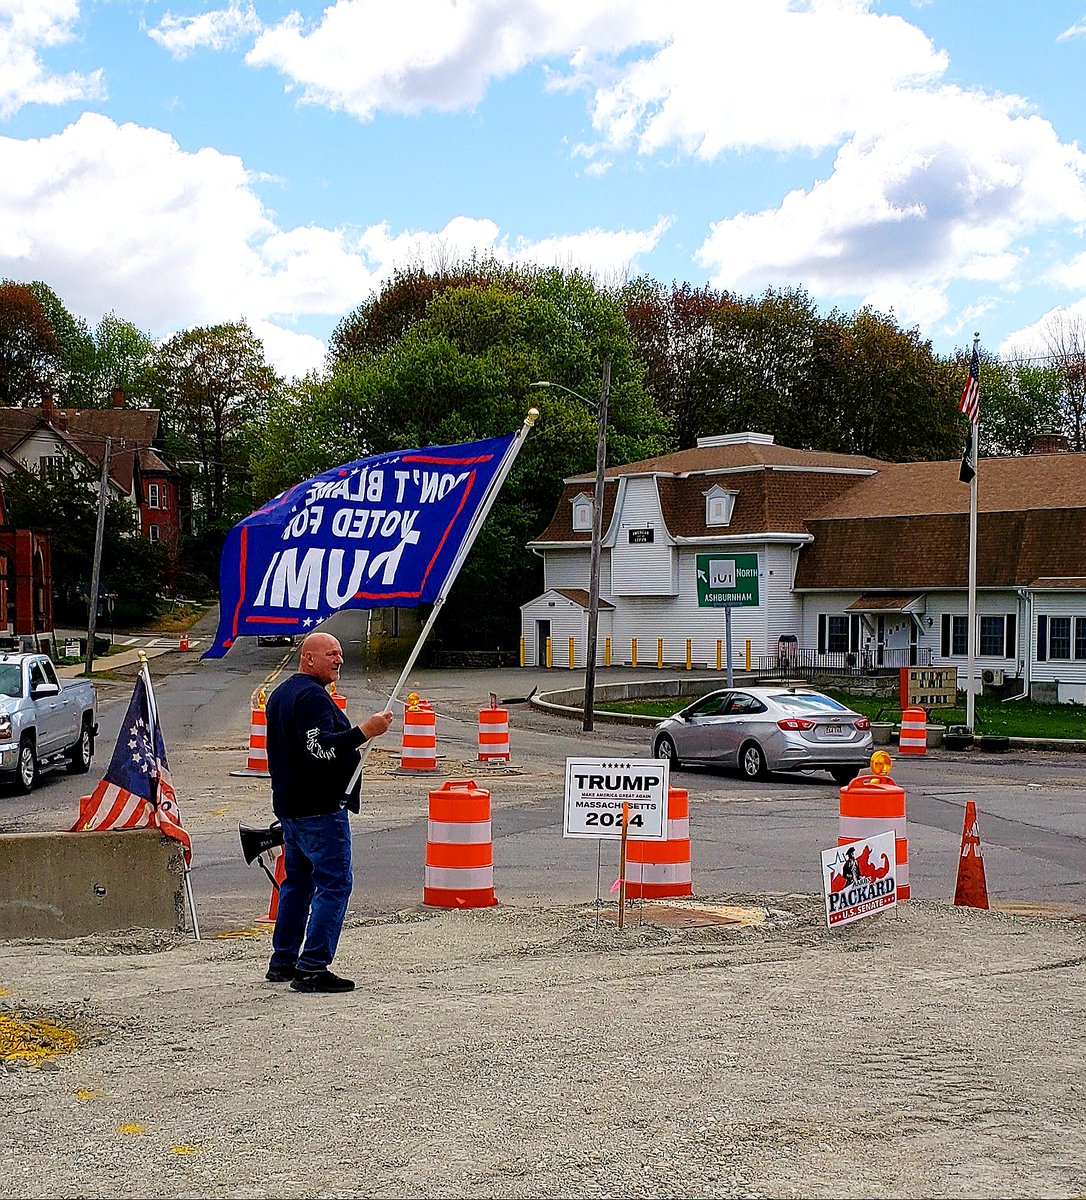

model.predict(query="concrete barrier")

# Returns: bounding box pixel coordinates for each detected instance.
[0,829,186,940]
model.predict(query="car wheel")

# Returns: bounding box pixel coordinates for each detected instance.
[653,733,681,769]
[66,722,94,774]
[739,740,767,781]
[15,736,38,794]
[830,765,861,785]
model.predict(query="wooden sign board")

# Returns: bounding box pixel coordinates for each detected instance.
[899,666,957,709]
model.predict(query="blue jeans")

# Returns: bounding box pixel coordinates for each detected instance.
[270,810,353,974]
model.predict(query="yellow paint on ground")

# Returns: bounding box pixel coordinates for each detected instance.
[118,1123,147,1135]
[0,1013,79,1064]
[76,1089,98,1101]
[213,926,269,939]
[172,1144,202,1154]
[209,807,229,816]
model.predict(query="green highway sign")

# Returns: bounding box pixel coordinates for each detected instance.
[696,553,759,608]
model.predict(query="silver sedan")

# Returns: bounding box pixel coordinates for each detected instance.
[651,686,873,783]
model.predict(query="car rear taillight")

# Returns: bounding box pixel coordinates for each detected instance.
[777,717,816,731]
[854,718,871,730]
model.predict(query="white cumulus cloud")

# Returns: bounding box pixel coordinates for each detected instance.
[147,1,263,60]
[0,0,105,118]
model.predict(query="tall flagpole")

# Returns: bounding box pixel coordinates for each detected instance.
[140,651,201,940]
[965,334,980,734]
[344,408,540,794]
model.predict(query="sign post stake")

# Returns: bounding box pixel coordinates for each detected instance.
[618,801,630,930]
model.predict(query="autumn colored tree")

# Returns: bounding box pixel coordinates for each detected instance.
[0,281,61,406]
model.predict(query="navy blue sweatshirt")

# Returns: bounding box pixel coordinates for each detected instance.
[265,673,367,819]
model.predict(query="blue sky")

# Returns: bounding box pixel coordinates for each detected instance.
[3,0,1086,381]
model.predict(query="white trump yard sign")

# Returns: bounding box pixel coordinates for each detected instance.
[563,757,669,840]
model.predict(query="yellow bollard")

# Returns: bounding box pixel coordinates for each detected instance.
[631,637,638,668]
[519,635,525,667]
[568,637,575,669]
[605,636,611,667]
[657,637,664,668]
[545,636,552,668]
[686,639,692,670]
[746,639,751,671]
[716,639,722,671]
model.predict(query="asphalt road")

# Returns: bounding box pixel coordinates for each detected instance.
[4,608,1085,933]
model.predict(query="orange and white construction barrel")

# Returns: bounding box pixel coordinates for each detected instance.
[231,690,271,778]
[424,779,497,908]
[329,682,348,712]
[478,706,510,762]
[400,699,437,772]
[838,769,910,899]
[624,786,693,899]
[898,706,927,755]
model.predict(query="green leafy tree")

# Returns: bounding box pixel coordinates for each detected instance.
[153,320,280,533]
[2,462,166,624]
[797,308,962,460]
[64,312,157,408]
[968,354,1064,457]
[255,272,671,647]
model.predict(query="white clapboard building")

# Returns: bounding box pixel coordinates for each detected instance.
[521,431,1086,703]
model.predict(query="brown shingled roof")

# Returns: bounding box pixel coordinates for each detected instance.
[569,440,887,479]
[809,452,1086,518]
[532,479,620,544]
[796,509,1086,590]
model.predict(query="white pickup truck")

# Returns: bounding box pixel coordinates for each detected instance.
[0,653,99,793]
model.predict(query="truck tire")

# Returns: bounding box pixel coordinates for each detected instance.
[66,720,94,774]
[15,735,38,794]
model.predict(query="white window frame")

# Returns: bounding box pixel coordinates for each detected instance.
[571,493,593,532]
[148,523,160,544]
[147,482,161,509]
[704,485,737,527]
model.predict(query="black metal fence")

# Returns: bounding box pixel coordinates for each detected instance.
[754,647,933,680]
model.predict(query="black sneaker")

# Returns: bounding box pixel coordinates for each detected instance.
[290,969,355,994]
[265,964,295,983]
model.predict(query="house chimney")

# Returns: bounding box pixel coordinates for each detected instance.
[42,395,54,423]
[54,410,68,433]
[1031,431,1068,455]
[111,386,125,409]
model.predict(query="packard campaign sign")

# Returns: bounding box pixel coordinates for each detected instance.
[564,758,669,840]
[696,553,759,608]
[820,831,898,928]
[205,433,516,658]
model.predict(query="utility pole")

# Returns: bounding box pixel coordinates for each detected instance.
[84,437,111,677]
[583,359,611,733]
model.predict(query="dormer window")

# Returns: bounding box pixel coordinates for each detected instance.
[705,484,738,527]
[571,493,594,532]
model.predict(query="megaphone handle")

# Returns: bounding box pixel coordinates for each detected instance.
[256,855,280,890]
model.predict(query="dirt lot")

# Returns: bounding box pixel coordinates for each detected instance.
[2,895,1084,1199]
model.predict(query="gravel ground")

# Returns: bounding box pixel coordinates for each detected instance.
[2,896,1084,1199]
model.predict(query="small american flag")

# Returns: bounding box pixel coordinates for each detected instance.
[959,341,980,423]
[71,673,191,862]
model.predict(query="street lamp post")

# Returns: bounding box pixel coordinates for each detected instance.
[531,361,612,732]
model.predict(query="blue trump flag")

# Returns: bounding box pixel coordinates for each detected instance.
[204,432,518,658]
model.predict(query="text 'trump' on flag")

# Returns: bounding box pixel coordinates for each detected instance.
[203,432,518,659]
[71,672,192,863]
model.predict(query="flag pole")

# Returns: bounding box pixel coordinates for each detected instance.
[139,652,201,941]
[964,334,980,735]
[347,408,540,789]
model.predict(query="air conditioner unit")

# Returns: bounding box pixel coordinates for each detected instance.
[981,668,1004,686]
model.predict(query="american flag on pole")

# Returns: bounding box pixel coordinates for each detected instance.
[959,340,980,422]
[71,671,192,863]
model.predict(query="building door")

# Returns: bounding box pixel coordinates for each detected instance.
[536,619,551,667]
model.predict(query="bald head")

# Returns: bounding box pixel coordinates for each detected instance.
[298,632,343,686]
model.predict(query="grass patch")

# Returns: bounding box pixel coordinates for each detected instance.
[599,689,1086,740]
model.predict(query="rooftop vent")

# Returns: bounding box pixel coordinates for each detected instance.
[696,432,775,448]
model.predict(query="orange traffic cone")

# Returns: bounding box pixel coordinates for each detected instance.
[263,848,287,922]
[953,800,989,909]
